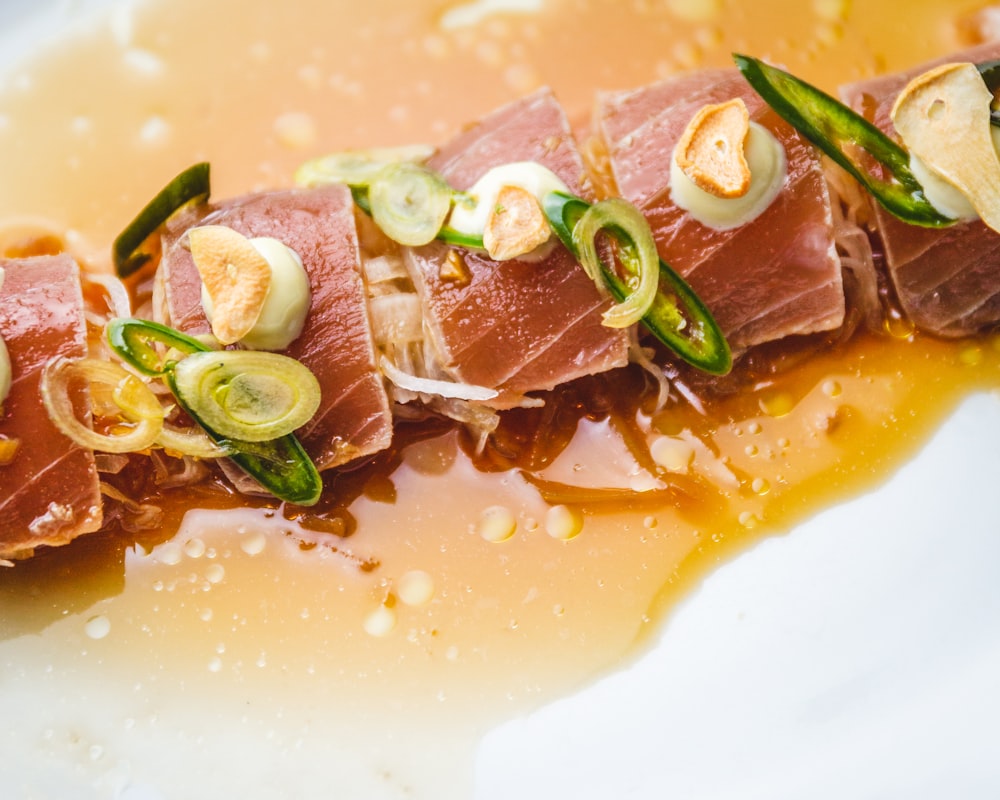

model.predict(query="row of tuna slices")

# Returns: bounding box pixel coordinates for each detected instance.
[156,90,631,478]
[840,40,1000,337]
[0,255,102,561]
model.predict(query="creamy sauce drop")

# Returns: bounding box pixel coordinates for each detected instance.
[0,0,998,797]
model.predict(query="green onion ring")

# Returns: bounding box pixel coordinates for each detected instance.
[40,357,164,453]
[294,145,436,188]
[170,350,322,443]
[367,162,454,246]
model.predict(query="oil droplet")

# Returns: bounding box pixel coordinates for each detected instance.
[545,504,583,541]
[666,0,721,22]
[477,505,517,543]
[184,538,206,558]
[759,391,795,418]
[204,564,225,584]
[397,570,435,607]
[738,511,760,528]
[156,542,182,565]
[744,444,759,457]
[273,111,318,150]
[207,657,223,673]
[643,515,658,530]
[650,436,695,472]
[84,615,111,640]
[751,477,771,495]
[363,605,397,637]
[959,345,983,367]
[813,0,849,21]
[821,379,843,398]
[884,310,915,339]
[240,530,266,555]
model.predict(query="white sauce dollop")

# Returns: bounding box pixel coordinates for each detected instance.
[448,161,570,240]
[669,122,787,231]
[201,237,311,351]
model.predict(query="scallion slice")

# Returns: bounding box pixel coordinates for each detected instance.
[112,162,211,278]
[171,350,321,443]
[106,318,322,506]
[543,192,731,375]
[733,54,955,228]
[40,357,164,453]
[368,162,454,246]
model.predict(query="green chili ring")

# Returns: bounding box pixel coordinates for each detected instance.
[113,162,211,278]
[543,192,731,375]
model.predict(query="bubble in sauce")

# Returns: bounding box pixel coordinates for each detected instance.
[240,530,266,555]
[759,391,795,418]
[204,564,225,585]
[183,538,206,558]
[84,615,111,640]
[650,435,695,472]
[156,542,182,565]
[363,605,397,638]
[544,504,583,541]
[397,570,435,607]
[273,111,318,149]
[477,505,517,542]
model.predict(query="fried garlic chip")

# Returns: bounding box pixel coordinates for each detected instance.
[189,225,272,345]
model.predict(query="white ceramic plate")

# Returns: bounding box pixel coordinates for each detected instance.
[1,3,998,798]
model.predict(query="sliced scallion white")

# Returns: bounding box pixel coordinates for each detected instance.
[294,145,436,188]
[368,163,454,246]
[171,350,321,443]
[40,357,164,453]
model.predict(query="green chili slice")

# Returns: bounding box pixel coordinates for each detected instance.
[733,54,954,228]
[106,317,322,506]
[107,317,210,376]
[543,192,732,375]
[112,162,211,279]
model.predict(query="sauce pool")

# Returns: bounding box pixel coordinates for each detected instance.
[0,0,998,796]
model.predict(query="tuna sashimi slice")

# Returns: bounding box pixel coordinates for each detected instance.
[404,89,629,395]
[0,255,102,560]
[840,41,1000,337]
[596,69,845,354]
[157,185,392,471]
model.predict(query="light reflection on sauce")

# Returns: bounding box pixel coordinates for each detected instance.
[0,0,998,797]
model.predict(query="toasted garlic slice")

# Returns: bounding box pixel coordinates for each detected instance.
[483,185,552,261]
[892,61,1000,232]
[675,98,752,199]
[189,225,272,345]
